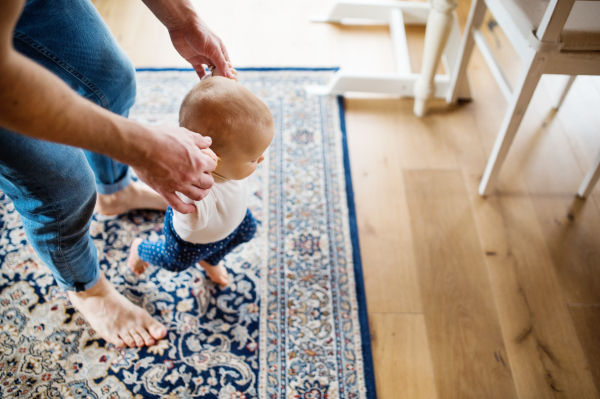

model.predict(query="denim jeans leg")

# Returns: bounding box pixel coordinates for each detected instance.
[14,0,137,195]
[0,0,139,290]
[0,130,99,292]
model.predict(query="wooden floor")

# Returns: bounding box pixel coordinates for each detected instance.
[94,0,600,397]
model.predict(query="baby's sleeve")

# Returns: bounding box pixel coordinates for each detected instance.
[173,190,217,231]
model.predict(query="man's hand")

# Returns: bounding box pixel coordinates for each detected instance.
[130,125,217,214]
[212,62,238,82]
[141,0,233,80]
[169,20,233,80]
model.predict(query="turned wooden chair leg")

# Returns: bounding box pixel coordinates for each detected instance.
[577,150,600,198]
[448,0,487,104]
[479,52,549,196]
[552,75,576,110]
[413,0,457,117]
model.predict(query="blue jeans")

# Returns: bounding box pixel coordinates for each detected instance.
[0,0,136,291]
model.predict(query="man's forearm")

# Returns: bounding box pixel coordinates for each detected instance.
[0,50,148,167]
[141,0,198,30]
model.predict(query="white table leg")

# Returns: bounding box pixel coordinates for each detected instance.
[414,0,458,117]
[577,150,600,198]
[552,75,576,110]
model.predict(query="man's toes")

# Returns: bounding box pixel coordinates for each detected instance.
[149,323,167,340]
[108,335,125,348]
[136,327,155,346]
[119,332,137,348]
[130,331,145,347]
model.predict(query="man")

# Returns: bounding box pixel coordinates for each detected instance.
[0,0,232,348]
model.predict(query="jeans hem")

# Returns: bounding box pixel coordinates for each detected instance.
[96,168,132,195]
[56,266,101,292]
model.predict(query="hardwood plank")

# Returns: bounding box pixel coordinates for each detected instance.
[570,306,600,394]
[543,75,600,216]
[462,40,600,397]
[404,169,517,399]
[370,313,437,399]
[529,195,600,305]
[501,79,600,305]
[462,169,600,399]
[345,99,423,313]
[394,101,461,170]
[462,13,600,305]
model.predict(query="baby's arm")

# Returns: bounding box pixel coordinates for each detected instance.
[173,190,217,231]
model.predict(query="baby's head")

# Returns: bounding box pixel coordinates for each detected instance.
[179,77,274,180]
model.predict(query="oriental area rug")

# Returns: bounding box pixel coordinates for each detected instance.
[0,69,376,399]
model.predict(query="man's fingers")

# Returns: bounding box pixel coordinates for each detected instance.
[192,63,207,78]
[211,47,232,79]
[221,43,231,63]
[164,192,196,214]
[192,132,212,149]
[179,186,210,202]
[196,170,215,189]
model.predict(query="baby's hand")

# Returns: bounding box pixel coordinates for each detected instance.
[201,147,218,165]
[212,62,238,82]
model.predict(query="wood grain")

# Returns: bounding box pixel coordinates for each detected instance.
[345,99,423,313]
[479,65,600,305]
[370,313,437,399]
[463,170,599,399]
[405,169,517,399]
[462,33,599,398]
[570,306,600,394]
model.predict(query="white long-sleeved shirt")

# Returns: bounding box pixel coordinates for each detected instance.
[172,173,248,244]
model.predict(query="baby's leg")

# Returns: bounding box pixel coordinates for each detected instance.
[200,210,257,285]
[199,260,229,286]
[128,208,204,274]
[129,239,173,274]
[135,236,203,273]
[128,238,148,275]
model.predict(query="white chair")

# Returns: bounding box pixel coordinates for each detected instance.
[448,0,600,197]
[307,0,472,117]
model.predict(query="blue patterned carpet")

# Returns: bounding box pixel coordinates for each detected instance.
[0,69,375,398]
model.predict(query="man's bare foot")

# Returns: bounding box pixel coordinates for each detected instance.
[96,181,168,216]
[68,272,167,348]
[128,238,148,275]
[199,260,228,285]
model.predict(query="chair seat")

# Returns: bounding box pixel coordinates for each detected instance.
[500,0,600,50]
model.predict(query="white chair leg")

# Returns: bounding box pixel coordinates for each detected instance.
[552,75,576,110]
[577,151,600,198]
[413,0,458,117]
[447,0,487,104]
[479,52,549,196]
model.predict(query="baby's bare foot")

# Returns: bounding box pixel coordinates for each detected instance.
[128,238,148,275]
[199,260,229,285]
[68,272,166,348]
[96,181,168,216]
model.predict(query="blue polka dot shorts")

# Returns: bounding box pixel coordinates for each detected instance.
[137,207,257,272]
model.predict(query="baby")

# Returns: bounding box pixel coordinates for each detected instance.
[128,70,274,285]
